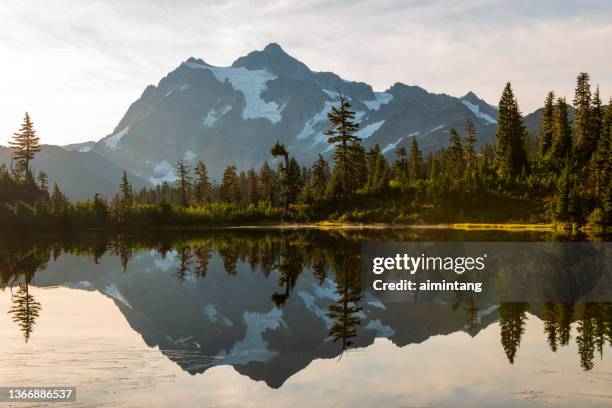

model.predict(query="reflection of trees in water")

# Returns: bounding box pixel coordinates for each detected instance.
[326,248,362,354]
[271,239,304,307]
[175,246,192,282]
[452,295,480,332]
[499,302,528,364]
[8,282,41,343]
[194,247,212,278]
[448,300,612,370]
[575,302,612,370]
[0,246,48,343]
[1,231,611,365]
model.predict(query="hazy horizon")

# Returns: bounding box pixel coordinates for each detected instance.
[1,0,611,146]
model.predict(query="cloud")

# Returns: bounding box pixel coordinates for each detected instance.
[0,0,611,145]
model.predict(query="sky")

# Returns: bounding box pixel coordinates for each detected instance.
[1,0,611,146]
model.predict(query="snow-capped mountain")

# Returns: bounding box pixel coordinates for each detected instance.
[87,43,501,182]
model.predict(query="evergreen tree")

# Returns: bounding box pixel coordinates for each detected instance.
[220,165,241,203]
[9,112,41,179]
[463,119,478,188]
[409,137,423,180]
[447,128,465,180]
[325,94,361,196]
[93,193,108,224]
[246,168,259,205]
[590,87,605,203]
[119,171,133,216]
[599,101,612,220]
[590,85,603,152]
[573,73,592,162]
[538,91,555,164]
[495,82,528,177]
[550,97,573,164]
[394,146,409,184]
[193,161,211,206]
[270,141,291,209]
[50,183,68,215]
[366,144,382,191]
[258,161,276,206]
[176,160,191,208]
[310,154,330,197]
[348,142,368,191]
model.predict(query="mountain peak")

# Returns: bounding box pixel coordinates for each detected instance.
[263,42,285,53]
[462,91,480,101]
[232,43,312,80]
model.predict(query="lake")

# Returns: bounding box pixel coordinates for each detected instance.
[1,227,611,407]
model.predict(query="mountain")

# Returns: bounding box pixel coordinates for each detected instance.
[85,43,501,183]
[0,145,145,200]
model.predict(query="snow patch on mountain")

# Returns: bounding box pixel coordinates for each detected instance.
[461,100,497,124]
[149,161,178,185]
[297,101,336,140]
[203,105,233,127]
[185,61,283,123]
[322,89,347,100]
[322,144,335,153]
[363,92,393,111]
[183,150,197,162]
[382,138,402,154]
[105,126,130,149]
[428,125,445,134]
[313,132,328,144]
[355,120,385,138]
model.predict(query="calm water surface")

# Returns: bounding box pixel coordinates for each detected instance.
[0,228,611,407]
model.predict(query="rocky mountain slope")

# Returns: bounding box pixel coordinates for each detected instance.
[87,43,503,183]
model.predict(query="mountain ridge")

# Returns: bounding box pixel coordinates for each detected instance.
[86,43,504,183]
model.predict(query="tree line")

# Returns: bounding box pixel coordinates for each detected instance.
[1,73,610,230]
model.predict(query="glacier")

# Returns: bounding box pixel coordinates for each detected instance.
[185,61,284,124]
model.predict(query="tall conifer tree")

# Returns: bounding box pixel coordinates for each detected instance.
[464,119,478,188]
[325,94,361,196]
[551,98,572,162]
[538,91,555,164]
[176,160,192,208]
[409,137,423,180]
[10,112,41,180]
[194,161,211,206]
[573,72,592,162]
[495,83,528,177]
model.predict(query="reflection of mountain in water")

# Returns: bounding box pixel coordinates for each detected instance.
[1,230,611,388]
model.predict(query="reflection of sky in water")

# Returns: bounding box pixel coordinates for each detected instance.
[0,286,610,408]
